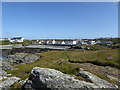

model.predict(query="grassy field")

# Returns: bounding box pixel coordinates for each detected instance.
[6,45,119,84]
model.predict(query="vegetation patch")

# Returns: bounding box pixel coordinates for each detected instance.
[6,48,119,83]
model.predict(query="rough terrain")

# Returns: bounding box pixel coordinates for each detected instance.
[23,67,118,89]
[2,53,40,70]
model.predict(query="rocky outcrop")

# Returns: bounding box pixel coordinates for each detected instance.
[107,74,120,83]
[0,68,7,81]
[7,53,40,65]
[1,48,52,56]
[0,68,20,89]
[1,53,40,70]
[77,68,118,88]
[23,67,118,89]
[2,60,13,70]
[0,76,20,88]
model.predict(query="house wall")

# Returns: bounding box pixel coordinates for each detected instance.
[65,41,73,45]
[61,41,65,44]
[9,38,24,43]
[73,41,77,45]
[52,40,56,44]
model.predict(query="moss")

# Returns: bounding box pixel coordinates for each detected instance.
[10,82,22,89]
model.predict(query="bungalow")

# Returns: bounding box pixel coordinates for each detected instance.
[46,40,53,44]
[76,40,85,45]
[64,40,79,45]
[37,40,45,44]
[87,41,96,45]
[61,41,65,45]
[54,41,63,45]
[52,40,56,44]
[9,37,24,43]
[0,38,11,41]
[79,40,88,45]
[96,41,101,44]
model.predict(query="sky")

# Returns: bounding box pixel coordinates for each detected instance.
[2,2,118,39]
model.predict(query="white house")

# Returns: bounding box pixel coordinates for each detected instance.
[52,40,56,44]
[0,38,5,41]
[37,40,44,44]
[55,41,63,44]
[64,40,79,45]
[0,38,11,41]
[46,40,53,44]
[96,41,101,44]
[9,37,24,43]
[87,41,96,45]
[77,40,88,45]
[73,40,78,45]
[61,41,65,44]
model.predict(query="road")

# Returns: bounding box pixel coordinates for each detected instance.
[0,44,71,50]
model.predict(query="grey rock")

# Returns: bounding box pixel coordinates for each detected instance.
[0,76,7,81]
[107,74,120,83]
[0,68,7,81]
[23,67,118,90]
[0,68,7,76]
[24,54,40,63]
[78,68,118,88]
[2,60,13,70]
[19,78,28,86]
[0,68,11,81]
[7,53,40,65]
[8,53,27,59]
[1,53,40,70]
[0,57,2,66]
[0,76,20,88]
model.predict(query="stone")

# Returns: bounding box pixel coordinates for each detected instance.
[2,60,13,70]
[23,67,118,89]
[24,54,40,63]
[107,74,119,83]
[78,68,118,88]
[0,76,20,88]
[0,68,7,76]
[7,53,40,65]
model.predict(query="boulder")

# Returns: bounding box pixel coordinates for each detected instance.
[0,76,20,88]
[78,68,118,88]
[23,67,118,89]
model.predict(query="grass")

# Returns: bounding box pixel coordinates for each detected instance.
[6,47,119,84]
[10,82,22,88]
[66,48,119,68]
[6,50,80,80]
